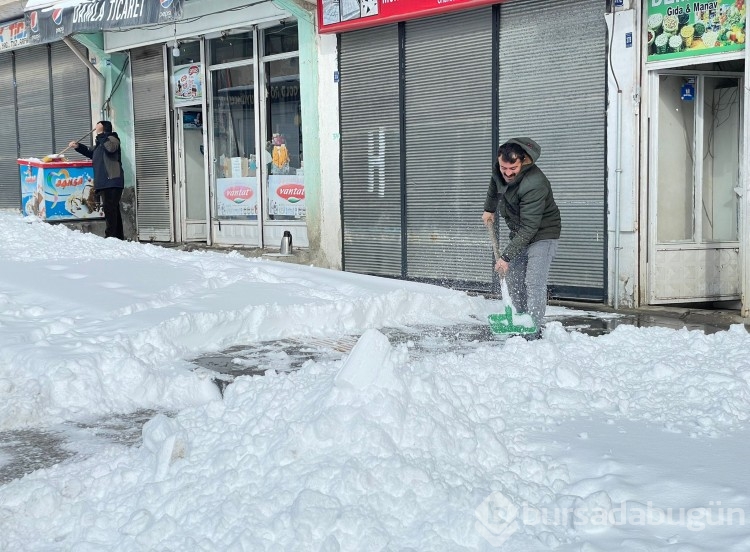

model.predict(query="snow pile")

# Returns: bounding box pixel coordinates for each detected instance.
[0,213,480,429]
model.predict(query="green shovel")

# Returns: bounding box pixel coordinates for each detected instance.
[485,222,538,335]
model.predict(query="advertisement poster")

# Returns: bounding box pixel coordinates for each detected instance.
[647,0,746,61]
[318,0,500,33]
[217,177,258,217]
[20,163,44,219]
[0,19,28,51]
[19,160,104,221]
[173,63,203,105]
[268,176,306,218]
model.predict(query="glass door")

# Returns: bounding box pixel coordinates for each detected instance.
[206,23,302,248]
[208,31,261,246]
[260,24,306,248]
[648,71,742,303]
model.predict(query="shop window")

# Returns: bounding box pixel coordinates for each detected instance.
[212,64,258,220]
[172,40,200,66]
[210,31,253,66]
[264,56,303,221]
[264,22,298,56]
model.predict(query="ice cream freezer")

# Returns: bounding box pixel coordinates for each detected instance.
[18,158,104,221]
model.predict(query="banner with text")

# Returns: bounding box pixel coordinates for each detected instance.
[25,0,183,45]
[0,19,29,51]
[318,0,503,34]
[647,0,745,61]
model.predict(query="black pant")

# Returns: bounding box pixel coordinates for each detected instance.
[99,187,124,239]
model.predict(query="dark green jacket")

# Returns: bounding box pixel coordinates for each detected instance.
[484,137,561,261]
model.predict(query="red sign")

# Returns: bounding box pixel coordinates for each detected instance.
[276,184,305,203]
[318,0,502,34]
[224,186,254,204]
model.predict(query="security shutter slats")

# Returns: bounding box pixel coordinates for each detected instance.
[0,52,19,209]
[51,41,91,160]
[15,46,53,159]
[131,45,172,242]
[498,0,606,297]
[404,8,493,283]
[340,25,401,276]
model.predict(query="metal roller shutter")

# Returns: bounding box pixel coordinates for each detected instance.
[131,45,172,242]
[51,41,91,160]
[0,52,19,209]
[498,0,606,298]
[340,25,402,276]
[403,8,493,283]
[15,45,53,159]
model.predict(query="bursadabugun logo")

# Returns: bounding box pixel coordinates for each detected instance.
[475,491,520,547]
[52,8,64,26]
[276,184,305,204]
[224,186,253,204]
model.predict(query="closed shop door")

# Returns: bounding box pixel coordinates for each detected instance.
[131,45,173,242]
[0,52,19,209]
[498,0,607,299]
[340,25,402,276]
[404,8,493,283]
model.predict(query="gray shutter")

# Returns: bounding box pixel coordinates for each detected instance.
[15,45,53,159]
[0,52,19,209]
[340,25,402,276]
[50,41,91,160]
[498,0,606,297]
[131,45,173,242]
[404,8,493,283]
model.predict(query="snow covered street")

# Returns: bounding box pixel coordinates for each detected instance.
[1,212,750,551]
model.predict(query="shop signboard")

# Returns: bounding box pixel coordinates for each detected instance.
[318,0,503,33]
[18,159,104,221]
[268,176,306,218]
[24,0,183,45]
[173,63,203,105]
[216,177,258,218]
[0,19,29,51]
[647,0,746,61]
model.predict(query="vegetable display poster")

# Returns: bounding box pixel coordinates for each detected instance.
[647,0,746,61]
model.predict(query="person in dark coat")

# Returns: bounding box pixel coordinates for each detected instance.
[483,138,562,339]
[70,120,125,239]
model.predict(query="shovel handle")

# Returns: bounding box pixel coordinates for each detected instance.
[485,221,502,261]
[57,127,97,156]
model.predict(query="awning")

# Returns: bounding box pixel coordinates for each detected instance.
[24,0,183,45]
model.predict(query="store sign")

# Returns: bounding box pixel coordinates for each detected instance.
[0,19,29,51]
[647,0,745,62]
[318,0,504,34]
[24,0,183,45]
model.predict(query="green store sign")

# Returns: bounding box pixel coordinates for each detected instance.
[647,0,746,61]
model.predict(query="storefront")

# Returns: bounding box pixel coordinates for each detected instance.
[323,0,609,300]
[640,0,747,309]
[0,17,93,212]
[105,0,309,249]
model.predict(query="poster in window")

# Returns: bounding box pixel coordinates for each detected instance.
[173,63,203,105]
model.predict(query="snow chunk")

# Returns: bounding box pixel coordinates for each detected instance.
[334,329,405,390]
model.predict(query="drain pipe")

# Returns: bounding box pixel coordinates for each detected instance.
[608,5,624,310]
[62,36,107,120]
